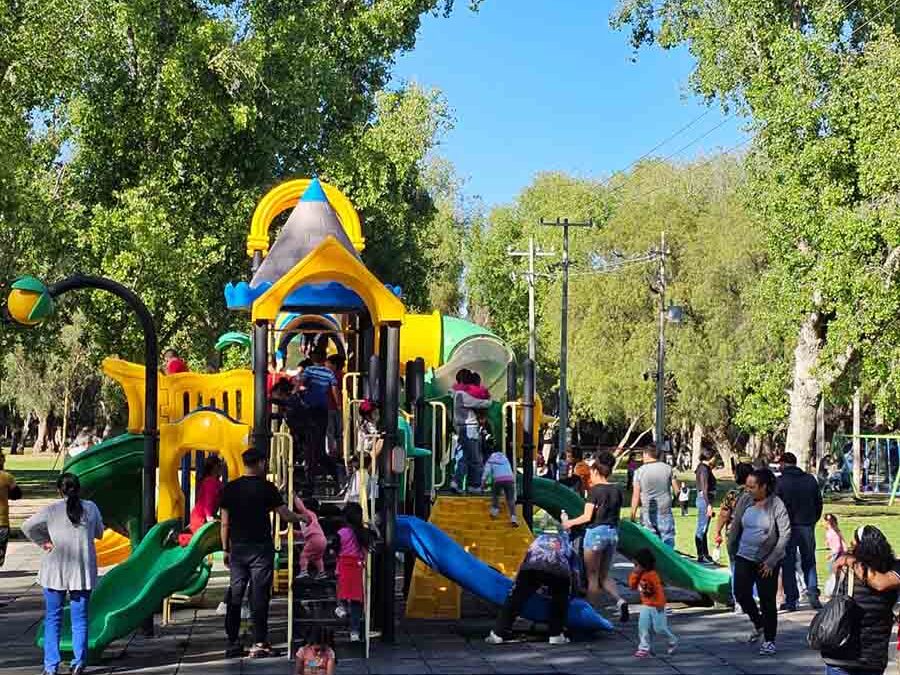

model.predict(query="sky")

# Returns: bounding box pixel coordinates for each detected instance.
[392,1,748,208]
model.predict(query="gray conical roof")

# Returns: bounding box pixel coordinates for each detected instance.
[250,178,361,288]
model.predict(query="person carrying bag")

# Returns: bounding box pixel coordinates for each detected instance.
[808,570,862,658]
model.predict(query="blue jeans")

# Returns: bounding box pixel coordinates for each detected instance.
[782,523,819,605]
[825,665,882,675]
[642,511,676,548]
[43,588,91,672]
[637,605,677,651]
[695,493,711,538]
[452,425,483,490]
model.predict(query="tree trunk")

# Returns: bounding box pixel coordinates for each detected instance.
[691,422,704,470]
[711,426,734,475]
[33,412,50,453]
[617,416,641,452]
[785,312,822,468]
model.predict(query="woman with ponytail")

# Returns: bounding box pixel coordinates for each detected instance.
[23,473,104,675]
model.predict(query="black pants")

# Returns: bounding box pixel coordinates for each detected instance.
[304,411,328,480]
[225,543,274,645]
[733,555,779,642]
[495,569,569,638]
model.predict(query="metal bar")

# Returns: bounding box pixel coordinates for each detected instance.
[380,323,401,643]
[522,358,535,528]
[253,320,271,456]
[655,232,666,455]
[429,401,449,495]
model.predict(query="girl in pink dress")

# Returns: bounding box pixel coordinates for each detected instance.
[334,502,374,642]
[294,496,327,579]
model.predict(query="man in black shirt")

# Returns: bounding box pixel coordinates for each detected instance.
[221,448,303,658]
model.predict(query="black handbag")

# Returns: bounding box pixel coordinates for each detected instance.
[807,570,862,657]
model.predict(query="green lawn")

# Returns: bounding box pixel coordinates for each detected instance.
[4,454,62,471]
[4,454,63,500]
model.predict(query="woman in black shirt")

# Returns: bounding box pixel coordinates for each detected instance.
[563,452,629,623]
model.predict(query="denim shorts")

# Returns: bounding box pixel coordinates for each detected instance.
[584,524,619,553]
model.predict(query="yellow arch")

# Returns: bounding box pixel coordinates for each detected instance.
[247,179,365,258]
[252,237,405,326]
[157,410,250,522]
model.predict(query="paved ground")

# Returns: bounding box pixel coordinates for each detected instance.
[2,541,896,675]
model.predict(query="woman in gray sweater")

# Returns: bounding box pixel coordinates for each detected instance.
[23,473,104,675]
[727,467,791,659]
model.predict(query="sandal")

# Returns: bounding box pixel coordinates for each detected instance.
[248,643,274,658]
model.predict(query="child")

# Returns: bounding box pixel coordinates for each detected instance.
[678,484,690,517]
[823,513,845,574]
[294,626,336,675]
[628,548,677,658]
[294,497,327,580]
[343,455,377,506]
[482,449,518,527]
[0,451,22,568]
[178,455,224,546]
[334,502,375,642]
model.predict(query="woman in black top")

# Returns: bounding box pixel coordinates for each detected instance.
[563,452,629,623]
[827,526,898,675]
[694,447,717,563]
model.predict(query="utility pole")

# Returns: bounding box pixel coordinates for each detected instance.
[540,217,595,460]
[507,236,555,361]
[654,231,669,457]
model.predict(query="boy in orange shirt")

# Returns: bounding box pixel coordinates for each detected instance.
[628,548,677,657]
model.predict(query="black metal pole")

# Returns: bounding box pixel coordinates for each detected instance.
[47,274,159,540]
[412,358,427,520]
[368,354,381,404]
[360,315,375,399]
[380,323,401,643]
[506,360,517,467]
[253,320,270,456]
[522,358,535,528]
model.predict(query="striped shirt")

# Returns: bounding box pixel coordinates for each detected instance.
[302,365,337,409]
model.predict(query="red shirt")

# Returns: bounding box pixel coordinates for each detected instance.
[165,358,189,375]
[189,476,223,532]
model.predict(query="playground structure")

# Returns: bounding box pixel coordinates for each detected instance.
[831,432,900,504]
[6,176,731,662]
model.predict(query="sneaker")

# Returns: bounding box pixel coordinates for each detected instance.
[314,570,329,580]
[484,631,505,645]
[667,641,678,655]
[510,515,519,528]
[779,602,797,612]
[548,634,570,645]
[450,481,461,494]
[489,507,499,518]
[216,602,228,616]
[225,641,244,659]
[296,570,309,580]
[746,627,762,643]
[334,605,348,619]
[70,666,86,675]
[759,641,776,656]
[467,486,483,495]
[349,631,361,643]
[633,649,651,658]
[240,605,250,620]
[248,642,273,658]
[618,601,630,623]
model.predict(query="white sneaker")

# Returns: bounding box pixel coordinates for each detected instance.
[350,631,361,643]
[489,507,499,518]
[759,641,776,656]
[510,515,519,527]
[334,605,348,619]
[240,605,250,620]
[216,602,227,615]
[746,627,762,643]
[485,631,504,644]
[548,634,570,645]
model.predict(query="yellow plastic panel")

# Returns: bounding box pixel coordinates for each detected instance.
[251,237,405,325]
[398,311,442,372]
[248,179,365,258]
[102,358,254,433]
[95,529,131,566]
[157,410,249,522]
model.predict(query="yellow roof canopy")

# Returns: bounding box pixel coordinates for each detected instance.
[251,236,405,325]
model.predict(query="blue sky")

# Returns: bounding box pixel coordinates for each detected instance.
[392,2,747,207]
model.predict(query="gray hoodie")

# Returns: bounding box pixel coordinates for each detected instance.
[726,491,791,570]
[452,389,491,428]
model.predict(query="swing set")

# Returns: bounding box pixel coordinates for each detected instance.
[831,432,900,505]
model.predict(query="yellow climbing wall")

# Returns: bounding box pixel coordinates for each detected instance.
[405,496,534,619]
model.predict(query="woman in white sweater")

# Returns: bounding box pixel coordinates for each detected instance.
[23,473,104,675]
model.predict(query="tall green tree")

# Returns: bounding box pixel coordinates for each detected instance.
[614,0,900,467]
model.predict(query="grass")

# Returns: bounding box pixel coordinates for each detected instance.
[3,454,64,502]
[3,453,62,471]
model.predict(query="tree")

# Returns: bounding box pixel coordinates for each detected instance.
[614,0,900,467]
[4,0,476,367]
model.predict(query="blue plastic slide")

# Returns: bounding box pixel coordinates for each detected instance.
[396,515,612,633]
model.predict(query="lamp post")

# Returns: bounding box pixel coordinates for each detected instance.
[7,274,160,540]
[650,233,682,456]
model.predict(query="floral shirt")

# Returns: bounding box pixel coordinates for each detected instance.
[720,485,748,527]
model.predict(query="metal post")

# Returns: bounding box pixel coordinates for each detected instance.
[412,358,427,520]
[253,320,270,456]
[505,360,517,466]
[507,238,555,364]
[655,232,666,456]
[46,274,159,540]
[368,354,381,404]
[380,323,401,643]
[522,358,535,528]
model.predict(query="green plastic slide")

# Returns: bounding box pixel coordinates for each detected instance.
[37,519,221,659]
[63,433,145,542]
[527,476,732,604]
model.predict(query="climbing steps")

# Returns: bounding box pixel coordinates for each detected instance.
[405,495,533,619]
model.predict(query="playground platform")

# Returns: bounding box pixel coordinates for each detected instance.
[0,540,857,675]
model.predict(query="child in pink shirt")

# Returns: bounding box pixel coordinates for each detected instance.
[294,496,327,580]
[823,513,845,573]
[334,503,374,642]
